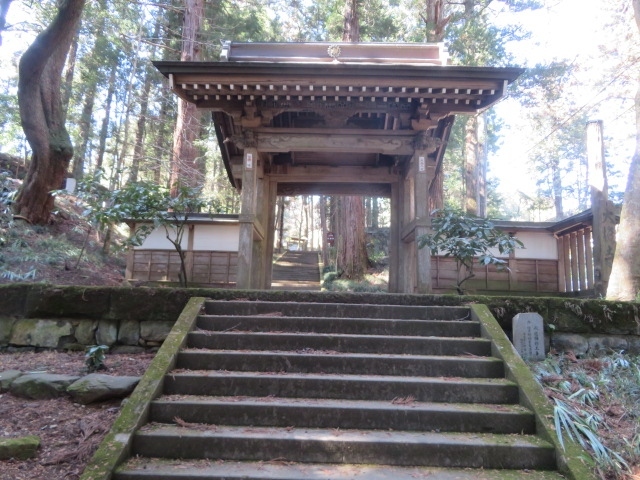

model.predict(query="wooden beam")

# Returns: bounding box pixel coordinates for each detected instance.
[269,165,401,183]
[241,130,419,155]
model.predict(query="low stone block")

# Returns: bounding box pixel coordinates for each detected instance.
[627,336,640,355]
[118,319,140,345]
[10,319,73,348]
[10,373,80,399]
[96,319,118,346]
[67,373,140,404]
[0,435,40,460]
[0,370,23,392]
[512,312,545,361]
[0,316,16,346]
[74,319,99,345]
[140,320,173,343]
[550,333,589,357]
[588,335,629,356]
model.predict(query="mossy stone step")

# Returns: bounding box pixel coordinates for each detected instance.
[176,349,505,377]
[196,315,481,336]
[114,459,568,480]
[187,331,492,356]
[130,424,557,470]
[163,371,519,404]
[149,396,535,433]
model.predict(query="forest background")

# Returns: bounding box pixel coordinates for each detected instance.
[0,0,637,260]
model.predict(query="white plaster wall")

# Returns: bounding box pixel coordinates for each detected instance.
[193,224,239,251]
[452,231,558,260]
[136,226,188,250]
[514,231,558,260]
[134,223,240,251]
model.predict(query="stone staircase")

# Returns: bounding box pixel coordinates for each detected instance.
[113,300,568,479]
[271,250,321,290]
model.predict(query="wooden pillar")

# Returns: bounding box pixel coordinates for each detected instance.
[569,232,579,292]
[237,147,258,289]
[398,173,412,293]
[557,236,567,293]
[185,224,195,283]
[389,182,400,293]
[415,152,434,294]
[264,179,278,289]
[576,228,587,291]
[563,234,572,292]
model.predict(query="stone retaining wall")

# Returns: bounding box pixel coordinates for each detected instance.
[1,284,638,356]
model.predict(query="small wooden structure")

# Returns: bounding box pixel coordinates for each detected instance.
[154,42,522,292]
[125,214,239,286]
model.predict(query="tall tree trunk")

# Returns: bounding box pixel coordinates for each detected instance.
[464,115,480,215]
[73,0,107,179]
[320,195,329,266]
[607,0,640,301]
[111,20,144,189]
[422,0,451,42]
[153,94,172,184]
[334,0,369,279]
[551,159,564,220]
[421,0,450,212]
[0,0,13,46]
[62,31,79,116]
[73,82,96,179]
[129,17,161,184]
[337,196,368,278]
[96,63,117,172]
[170,0,205,195]
[372,197,379,228]
[14,0,86,224]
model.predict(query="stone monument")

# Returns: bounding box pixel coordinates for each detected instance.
[512,312,545,361]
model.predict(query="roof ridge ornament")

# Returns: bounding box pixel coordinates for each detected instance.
[327,45,342,62]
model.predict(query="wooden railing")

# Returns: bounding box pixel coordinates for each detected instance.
[127,250,237,286]
[556,226,594,294]
[431,256,559,294]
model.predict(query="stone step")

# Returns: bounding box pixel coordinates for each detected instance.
[187,331,492,356]
[196,315,481,337]
[176,350,505,378]
[163,372,519,404]
[203,301,470,320]
[149,396,535,434]
[129,424,557,470]
[114,459,568,480]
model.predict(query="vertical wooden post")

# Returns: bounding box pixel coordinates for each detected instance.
[585,226,594,288]
[185,223,195,283]
[388,182,400,293]
[570,232,579,292]
[587,120,616,296]
[237,147,258,289]
[125,222,136,281]
[576,228,587,291]
[563,235,572,292]
[557,236,567,293]
[264,180,278,289]
[415,152,434,294]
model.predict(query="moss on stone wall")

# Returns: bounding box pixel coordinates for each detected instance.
[1,284,638,339]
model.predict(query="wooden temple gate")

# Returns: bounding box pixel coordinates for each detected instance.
[155,42,522,293]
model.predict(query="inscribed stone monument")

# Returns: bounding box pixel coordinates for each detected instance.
[512,312,545,361]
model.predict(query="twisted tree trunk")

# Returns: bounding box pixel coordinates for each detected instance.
[606,0,640,300]
[14,0,86,224]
